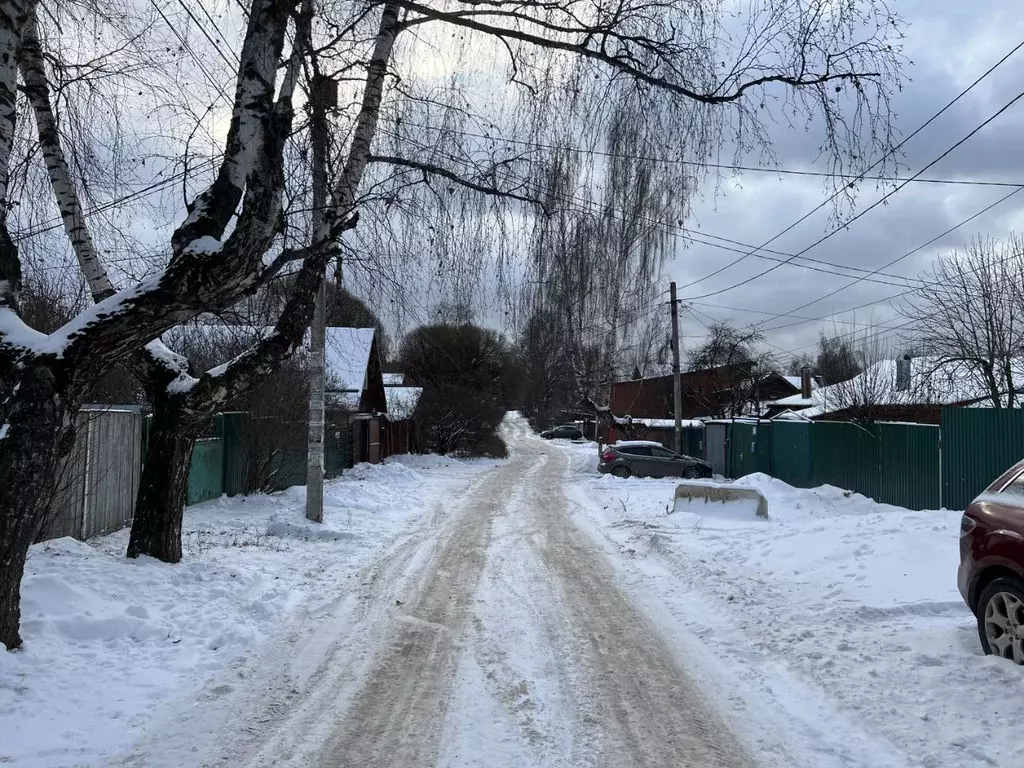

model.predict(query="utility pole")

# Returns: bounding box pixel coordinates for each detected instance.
[670,281,683,454]
[305,72,330,523]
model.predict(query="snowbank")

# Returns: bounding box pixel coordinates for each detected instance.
[562,441,1024,768]
[0,456,495,768]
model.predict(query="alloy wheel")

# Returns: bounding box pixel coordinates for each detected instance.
[984,591,1024,664]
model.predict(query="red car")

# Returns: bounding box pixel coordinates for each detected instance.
[959,459,1024,664]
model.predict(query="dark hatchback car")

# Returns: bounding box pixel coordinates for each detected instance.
[959,459,1024,664]
[598,441,712,479]
[541,424,584,440]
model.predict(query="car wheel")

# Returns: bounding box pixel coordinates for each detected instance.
[611,466,631,479]
[682,466,702,480]
[977,577,1024,664]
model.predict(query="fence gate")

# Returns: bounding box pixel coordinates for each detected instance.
[770,421,812,488]
[705,423,728,477]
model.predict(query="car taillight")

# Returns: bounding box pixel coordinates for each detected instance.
[601,451,616,462]
[961,515,977,536]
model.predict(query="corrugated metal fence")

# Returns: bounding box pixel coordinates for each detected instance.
[39,406,391,542]
[712,409,1024,511]
[941,409,1024,510]
[40,408,143,541]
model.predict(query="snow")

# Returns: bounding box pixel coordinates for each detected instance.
[181,235,224,254]
[0,307,47,351]
[629,417,704,428]
[384,385,422,420]
[561,441,1024,768]
[0,455,497,768]
[774,356,1024,417]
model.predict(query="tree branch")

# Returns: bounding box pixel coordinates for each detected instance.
[369,154,548,211]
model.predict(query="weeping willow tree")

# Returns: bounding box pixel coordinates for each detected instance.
[519,98,690,421]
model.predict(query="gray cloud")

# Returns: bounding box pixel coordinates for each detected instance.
[668,0,1024,363]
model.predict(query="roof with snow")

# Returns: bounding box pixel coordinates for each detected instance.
[781,375,819,392]
[771,356,1024,418]
[385,386,422,421]
[630,418,705,429]
[382,373,405,386]
[325,327,378,410]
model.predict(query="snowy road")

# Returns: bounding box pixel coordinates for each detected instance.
[124,416,754,768]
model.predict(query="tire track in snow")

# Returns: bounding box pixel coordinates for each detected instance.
[314,425,534,767]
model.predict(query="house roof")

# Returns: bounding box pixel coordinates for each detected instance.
[383,372,405,386]
[781,375,820,392]
[324,327,377,409]
[385,386,422,421]
[771,356,1024,418]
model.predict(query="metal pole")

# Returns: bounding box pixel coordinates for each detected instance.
[670,281,683,454]
[305,74,329,523]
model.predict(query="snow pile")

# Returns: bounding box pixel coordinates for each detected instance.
[563,441,1024,768]
[0,456,494,768]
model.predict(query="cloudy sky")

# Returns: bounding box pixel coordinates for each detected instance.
[664,0,1024,364]
[19,0,1023,361]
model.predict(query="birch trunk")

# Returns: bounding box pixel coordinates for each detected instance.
[0,0,296,648]
[19,1,114,302]
[0,0,26,313]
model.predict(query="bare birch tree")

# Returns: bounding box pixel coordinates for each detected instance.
[901,235,1024,409]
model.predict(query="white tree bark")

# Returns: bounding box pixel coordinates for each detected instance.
[19,3,114,302]
[0,0,27,312]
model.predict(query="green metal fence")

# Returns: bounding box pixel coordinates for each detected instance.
[714,418,941,511]
[769,421,812,488]
[811,422,881,500]
[729,421,772,478]
[684,426,704,460]
[187,437,224,505]
[221,412,249,497]
[942,409,1024,510]
[877,422,940,510]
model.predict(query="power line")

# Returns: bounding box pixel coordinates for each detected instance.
[681,81,1024,302]
[672,38,1024,296]
[687,300,908,333]
[399,120,1024,190]
[176,0,241,69]
[14,155,223,242]
[756,185,1024,325]
[147,0,234,106]
[382,128,932,290]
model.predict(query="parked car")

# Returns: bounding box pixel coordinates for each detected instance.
[598,440,712,479]
[541,424,584,440]
[959,459,1024,664]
